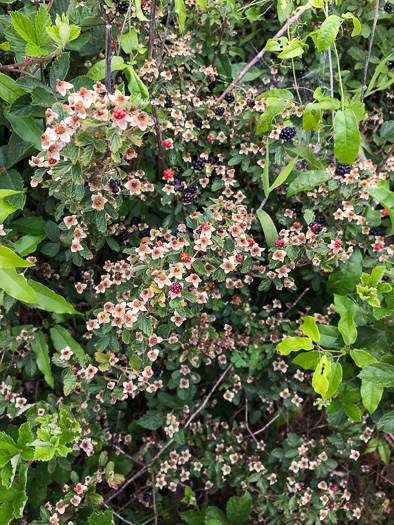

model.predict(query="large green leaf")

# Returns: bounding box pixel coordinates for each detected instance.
[316,15,341,51]
[0,247,35,269]
[88,510,115,525]
[257,209,277,248]
[358,363,394,388]
[269,156,299,193]
[360,380,383,414]
[137,411,165,430]
[0,269,38,304]
[31,331,54,389]
[226,492,252,525]
[12,234,45,256]
[286,170,331,197]
[0,74,26,104]
[350,349,378,368]
[27,280,81,315]
[300,316,320,342]
[175,0,187,30]
[50,325,85,364]
[367,186,394,235]
[4,111,42,150]
[326,249,363,295]
[334,109,360,164]
[86,56,126,81]
[124,65,149,100]
[338,311,357,345]
[277,336,314,355]
[377,410,394,433]
[312,355,331,396]
[325,362,342,399]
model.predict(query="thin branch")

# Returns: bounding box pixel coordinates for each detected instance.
[245,400,258,444]
[0,53,57,72]
[104,364,232,505]
[157,0,175,69]
[217,2,311,103]
[150,100,167,172]
[46,0,54,11]
[117,9,130,56]
[360,0,380,102]
[283,287,310,316]
[105,24,113,94]
[251,413,280,438]
[212,10,229,68]
[148,0,157,59]
[1,68,35,77]
[104,504,134,525]
[152,472,158,525]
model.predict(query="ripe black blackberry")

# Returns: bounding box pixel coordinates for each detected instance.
[309,222,323,234]
[178,166,185,174]
[117,231,129,243]
[118,1,128,13]
[143,491,151,502]
[384,2,392,12]
[208,155,216,165]
[173,180,184,192]
[279,127,296,141]
[194,118,203,129]
[192,158,205,171]
[224,92,235,103]
[131,215,141,226]
[214,106,224,116]
[335,162,351,176]
[152,365,163,377]
[315,214,325,224]
[140,228,150,238]
[291,202,303,217]
[186,184,198,194]
[369,226,384,236]
[382,275,389,282]
[182,192,195,204]
[246,98,255,108]
[109,179,120,194]
[366,417,374,427]
[164,94,173,108]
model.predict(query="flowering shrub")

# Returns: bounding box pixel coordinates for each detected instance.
[0,0,393,523]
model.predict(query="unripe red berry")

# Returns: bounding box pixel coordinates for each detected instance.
[180,252,191,263]
[275,239,284,247]
[247,237,255,246]
[163,169,174,179]
[113,106,126,119]
[162,140,171,148]
[293,221,301,228]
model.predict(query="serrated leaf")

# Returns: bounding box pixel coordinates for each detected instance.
[137,411,164,430]
[286,170,331,197]
[358,363,394,388]
[10,12,37,45]
[33,446,55,461]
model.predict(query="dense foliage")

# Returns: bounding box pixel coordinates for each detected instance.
[0,0,393,523]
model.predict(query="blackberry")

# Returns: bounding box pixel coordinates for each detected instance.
[117,231,129,243]
[140,228,150,238]
[309,222,323,234]
[143,491,151,502]
[72,363,82,374]
[335,162,351,176]
[279,127,296,141]
[109,179,120,194]
[194,118,203,129]
[170,283,182,294]
[182,192,195,204]
[152,365,163,377]
[186,184,198,194]
[254,401,264,410]
[214,106,224,116]
[208,155,216,165]
[178,166,185,174]
[291,202,303,217]
[192,158,205,171]
[246,98,255,108]
[164,94,173,108]
[369,226,383,236]
[275,239,285,248]
[98,465,105,473]
[118,1,128,13]
[384,2,392,11]
[366,417,375,426]
[315,214,325,224]
[131,215,141,226]
[224,92,235,104]
[174,181,184,192]
[382,275,389,282]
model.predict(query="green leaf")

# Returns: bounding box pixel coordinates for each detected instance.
[377,439,390,465]
[4,111,42,150]
[334,294,365,326]
[316,15,341,52]
[13,234,45,257]
[226,492,252,525]
[358,363,394,388]
[334,109,360,164]
[377,410,394,433]
[258,100,291,130]
[0,269,38,304]
[120,28,139,53]
[63,368,77,396]
[326,249,363,295]
[0,73,26,104]
[257,209,277,248]
[292,350,322,370]
[277,336,314,356]
[259,89,294,100]
[17,423,34,449]
[31,331,54,389]
[27,280,81,315]
[49,53,70,91]
[367,187,394,235]
[124,65,149,100]
[361,380,383,414]
[133,0,149,21]
[0,501,13,525]
[194,0,206,8]
[50,325,85,364]
[312,355,331,397]
[342,12,361,37]
[284,145,324,170]
[87,56,126,81]
[33,446,55,461]
[137,411,164,430]
[344,402,361,422]
[0,247,35,269]
[350,349,378,368]
[175,0,187,30]
[0,189,23,199]
[269,156,298,193]
[338,311,357,345]
[35,5,52,47]
[88,510,115,525]
[10,12,37,45]
[324,362,342,399]
[286,170,331,197]
[138,315,153,336]
[300,316,320,342]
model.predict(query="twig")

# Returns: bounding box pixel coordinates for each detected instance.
[283,287,310,316]
[152,472,158,525]
[150,100,167,172]
[105,24,113,94]
[117,9,130,56]
[245,400,258,444]
[360,0,379,102]
[217,3,311,103]
[157,0,175,69]
[251,413,280,438]
[212,10,229,68]
[46,0,54,11]
[148,0,157,59]
[2,68,35,77]
[104,364,232,504]
[104,504,134,525]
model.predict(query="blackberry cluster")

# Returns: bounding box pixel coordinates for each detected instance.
[291,202,303,217]
[309,222,323,234]
[214,107,224,116]
[170,179,185,192]
[194,118,203,129]
[208,155,216,165]
[131,215,141,226]
[315,214,325,224]
[335,162,351,176]
[186,184,198,193]
[140,228,150,238]
[72,363,82,374]
[152,365,163,377]
[164,94,173,108]
[224,92,235,103]
[170,283,182,294]
[279,127,296,141]
[117,231,129,243]
[182,191,196,204]
[109,178,120,194]
[178,166,185,175]
[192,158,205,171]
[246,98,255,108]
[384,2,392,11]
[369,226,384,236]
[117,1,128,13]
